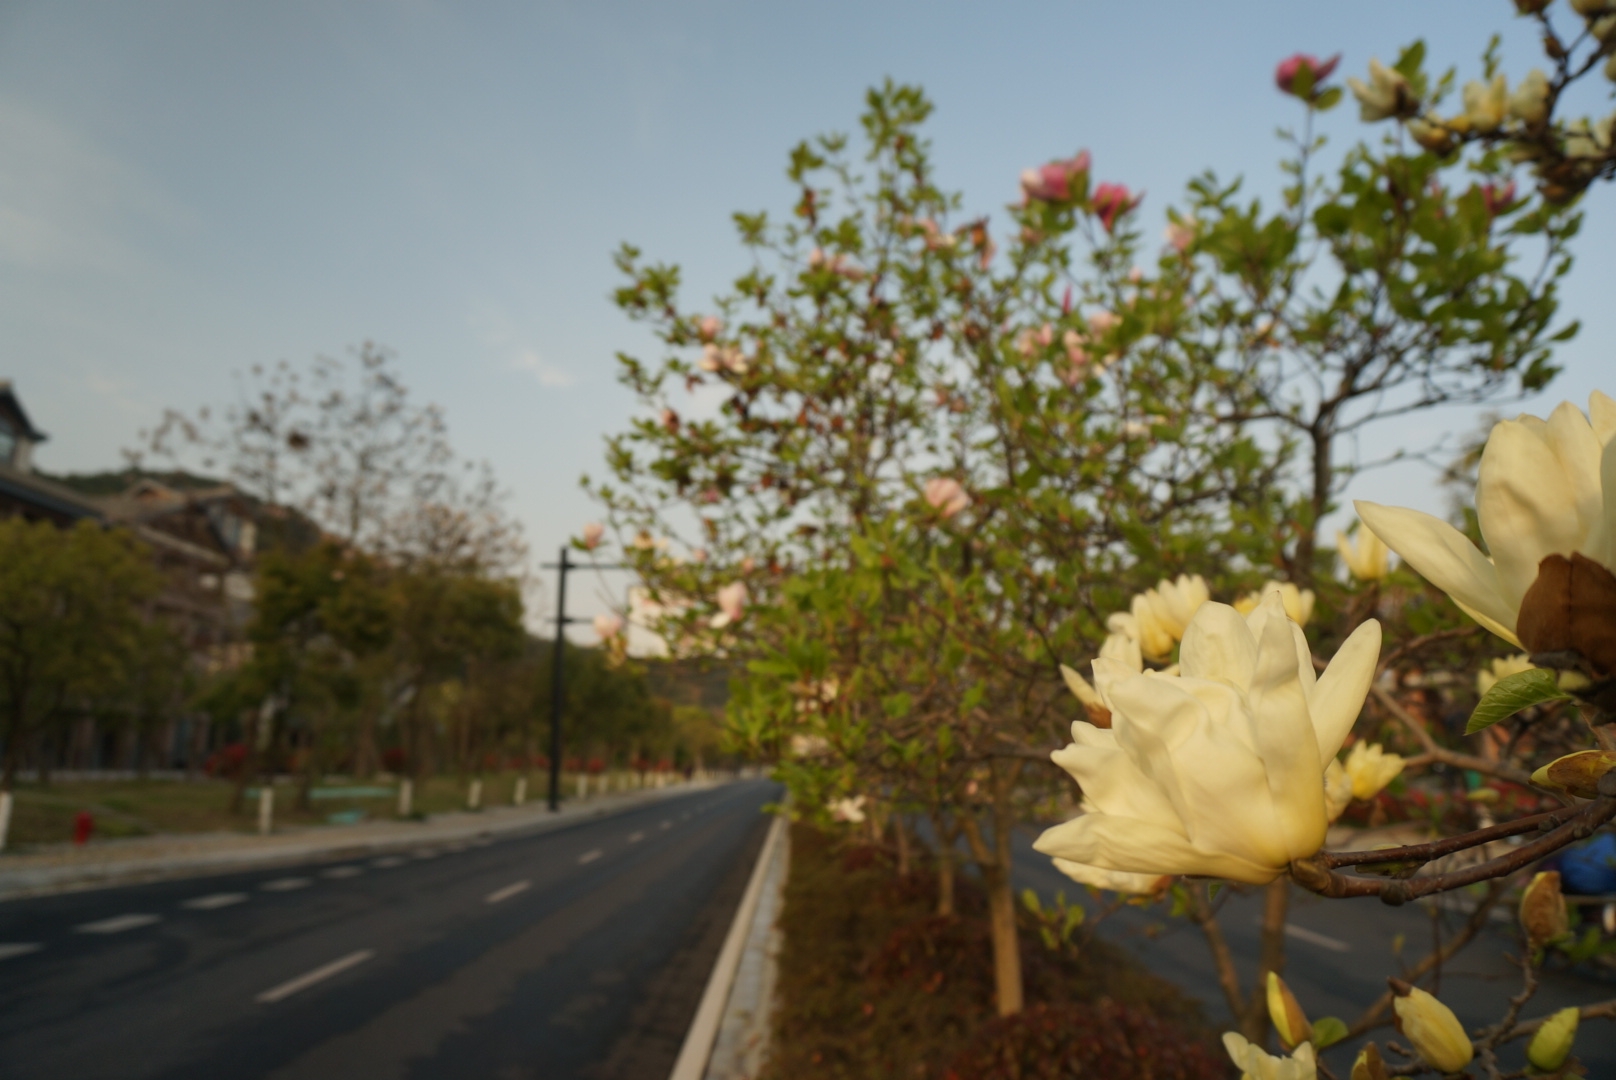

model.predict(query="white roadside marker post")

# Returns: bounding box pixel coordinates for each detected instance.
[0,789,13,852]
[468,779,482,811]
[514,777,527,806]
[397,778,413,818]
[258,786,274,836]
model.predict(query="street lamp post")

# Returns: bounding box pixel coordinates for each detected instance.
[540,547,629,813]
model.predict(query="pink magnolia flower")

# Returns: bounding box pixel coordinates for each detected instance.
[581,522,605,550]
[1090,183,1142,233]
[1274,53,1341,98]
[691,547,708,563]
[593,613,624,640]
[660,407,679,433]
[1481,180,1517,217]
[1127,267,1145,284]
[710,581,748,628]
[696,315,722,342]
[1019,151,1092,203]
[924,476,970,518]
[700,344,749,375]
[1015,329,1040,358]
[1164,216,1198,253]
[1088,310,1121,337]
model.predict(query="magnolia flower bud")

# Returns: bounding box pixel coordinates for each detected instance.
[923,477,970,518]
[1090,182,1141,233]
[581,522,605,550]
[1462,74,1508,133]
[1531,749,1616,798]
[1337,523,1391,581]
[1348,58,1415,122]
[1274,53,1341,99]
[1527,1006,1580,1071]
[1350,1043,1389,1080]
[1571,0,1612,15]
[1266,972,1313,1050]
[1060,664,1113,728]
[593,613,624,641]
[1164,216,1197,253]
[695,315,722,342]
[1509,68,1551,127]
[1519,871,1570,949]
[710,581,747,628]
[1389,981,1473,1073]
[1406,115,1456,154]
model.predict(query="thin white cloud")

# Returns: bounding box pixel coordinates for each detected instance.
[512,348,574,387]
[467,300,575,388]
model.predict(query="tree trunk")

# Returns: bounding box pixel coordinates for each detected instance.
[1242,877,1290,1043]
[984,863,1024,1017]
[895,813,911,876]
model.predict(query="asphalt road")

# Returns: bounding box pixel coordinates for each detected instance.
[0,778,779,1080]
[1013,829,1616,1074]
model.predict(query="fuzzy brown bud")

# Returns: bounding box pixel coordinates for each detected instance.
[1519,870,1570,949]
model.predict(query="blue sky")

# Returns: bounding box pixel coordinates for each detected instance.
[2,1,1611,635]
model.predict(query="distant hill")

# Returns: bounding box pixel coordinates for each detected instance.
[39,468,229,497]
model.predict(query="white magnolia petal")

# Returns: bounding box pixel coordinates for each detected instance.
[1476,417,1583,605]
[1060,663,1102,707]
[1356,500,1517,639]
[1110,675,1291,869]
[1590,389,1616,445]
[1178,601,1257,689]
[1051,739,1181,829]
[1050,858,1165,895]
[1453,597,1523,648]
[1545,400,1604,541]
[1247,596,1327,861]
[1597,434,1616,570]
[1308,618,1382,763]
[1032,810,1278,884]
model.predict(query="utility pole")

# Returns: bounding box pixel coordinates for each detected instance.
[541,546,629,813]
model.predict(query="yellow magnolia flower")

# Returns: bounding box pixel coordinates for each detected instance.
[1462,74,1508,132]
[1222,1031,1317,1080]
[1105,574,1210,662]
[1392,986,1473,1073]
[1337,523,1391,581]
[1476,653,1534,695]
[1325,759,1353,822]
[1405,115,1456,154]
[1348,58,1414,122]
[1235,581,1315,627]
[1508,68,1550,127]
[1344,741,1404,800]
[1357,392,1616,647]
[1035,594,1380,885]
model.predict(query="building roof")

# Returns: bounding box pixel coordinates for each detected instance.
[0,380,47,442]
[0,461,105,522]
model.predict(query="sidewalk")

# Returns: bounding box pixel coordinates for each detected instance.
[0,780,724,902]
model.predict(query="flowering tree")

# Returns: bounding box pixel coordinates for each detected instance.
[591,8,1616,1071]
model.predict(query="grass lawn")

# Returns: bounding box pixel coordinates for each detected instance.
[0,770,601,850]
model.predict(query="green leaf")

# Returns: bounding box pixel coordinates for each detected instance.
[1466,668,1571,734]
[1314,86,1343,113]
[1311,1016,1348,1050]
[1021,888,1043,915]
[1063,905,1086,935]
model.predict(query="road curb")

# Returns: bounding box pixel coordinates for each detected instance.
[669,812,789,1080]
[0,781,724,902]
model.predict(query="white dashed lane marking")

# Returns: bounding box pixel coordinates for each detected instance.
[485,881,530,904]
[1283,923,1351,953]
[577,849,602,865]
[76,914,160,934]
[261,878,312,892]
[626,831,645,844]
[321,865,363,879]
[371,856,406,869]
[0,943,43,961]
[184,893,248,910]
[255,949,375,1004]
[659,820,671,830]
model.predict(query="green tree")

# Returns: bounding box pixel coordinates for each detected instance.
[0,519,163,789]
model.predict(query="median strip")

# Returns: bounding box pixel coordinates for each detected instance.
[256,949,376,1004]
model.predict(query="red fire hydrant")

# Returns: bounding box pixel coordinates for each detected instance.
[73,811,94,846]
